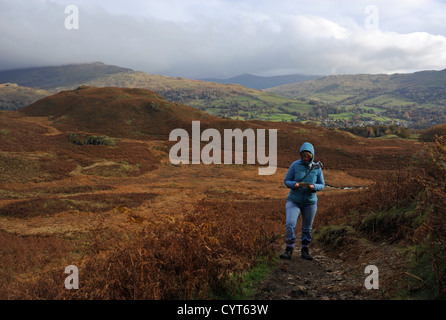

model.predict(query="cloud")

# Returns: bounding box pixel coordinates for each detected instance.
[1,0,446,78]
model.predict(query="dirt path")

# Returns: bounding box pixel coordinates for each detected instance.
[255,238,404,300]
[255,245,366,300]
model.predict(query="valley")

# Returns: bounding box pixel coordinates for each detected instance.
[2,63,446,129]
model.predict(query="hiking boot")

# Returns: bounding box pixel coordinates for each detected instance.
[280,247,293,260]
[301,247,313,260]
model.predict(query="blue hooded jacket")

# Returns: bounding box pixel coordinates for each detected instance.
[284,142,325,204]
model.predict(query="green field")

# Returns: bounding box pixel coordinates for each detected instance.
[188,91,315,122]
[360,94,416,107]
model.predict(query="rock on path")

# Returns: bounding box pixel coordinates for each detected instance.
[255,244,380,300]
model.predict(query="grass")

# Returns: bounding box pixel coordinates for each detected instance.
[0,155,51,184]
[358,202,422,242]
[189,88,314,121]
[395,242,446,300]
[362,94,415,107]
[264,113,297,122]
[230,111,299,122]
[359,106,387,113]
[376,133,419,140]
[329,112,355,120]
[314,225,360,250]
[213,256,278,300]
[376,134,401,140]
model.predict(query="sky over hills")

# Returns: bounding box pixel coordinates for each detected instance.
[1,0,446,79]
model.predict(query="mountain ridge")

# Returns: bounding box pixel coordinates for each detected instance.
[2,62,446,127]
[265,68,446,108]
[0,62,315,121]
[200,73,322,90]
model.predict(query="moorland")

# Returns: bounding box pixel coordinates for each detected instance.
[0,83,444,300]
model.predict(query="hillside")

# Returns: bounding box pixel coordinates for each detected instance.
[19,86,213,139]
[0,62,132,92]
[17,86,422,173]
[200,73,322,90]
[85,71,315,119]
[265,69,446,128]
[0,63,314,122]
[0,83,51,110]
[265,69,446,108]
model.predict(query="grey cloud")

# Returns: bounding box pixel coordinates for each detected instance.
[1,0,446,78]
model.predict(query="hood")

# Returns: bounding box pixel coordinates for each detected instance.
[300,142,315,162]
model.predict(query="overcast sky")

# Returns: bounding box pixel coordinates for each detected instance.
[1,0,446,78]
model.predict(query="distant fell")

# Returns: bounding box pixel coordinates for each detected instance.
[0,83,51,110]
[0,62,132,92]
[265,69,446,108]
[0,62,313,121]
[201,73,322,90]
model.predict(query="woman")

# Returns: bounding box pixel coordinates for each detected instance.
[280,142,325,260]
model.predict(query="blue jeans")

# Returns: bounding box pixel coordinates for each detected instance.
[284,200,317,249]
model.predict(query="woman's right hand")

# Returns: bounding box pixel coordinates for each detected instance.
[294,183,301,189]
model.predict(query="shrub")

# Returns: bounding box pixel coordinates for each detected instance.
[69,133,118,146]
[28,199,281,300]
[419,124,446,142]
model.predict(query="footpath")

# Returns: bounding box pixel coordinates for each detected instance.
[255,239,404,300]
